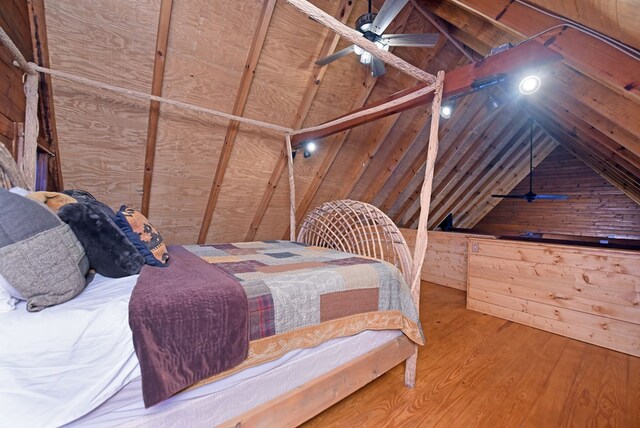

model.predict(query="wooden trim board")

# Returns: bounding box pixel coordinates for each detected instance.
[220,334,415,427]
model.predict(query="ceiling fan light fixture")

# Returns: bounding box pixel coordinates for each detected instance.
[353,45,364,55]
[519,75,542,95]
[355,13,376,33]
[360,51,373,64]
[440,100,455,119]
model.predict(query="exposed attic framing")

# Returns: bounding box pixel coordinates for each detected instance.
[23,0,640,244]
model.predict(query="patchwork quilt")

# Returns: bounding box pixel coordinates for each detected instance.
[183,240,424,388]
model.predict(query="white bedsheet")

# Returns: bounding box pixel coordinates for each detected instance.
[0,274,141,428]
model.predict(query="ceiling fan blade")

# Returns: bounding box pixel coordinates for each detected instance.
[315,45,355,66]
[491,194,527,199]
[381,33,439,47]
[371,56,386,77]
[371,0,409,35]
[534,194,569,200]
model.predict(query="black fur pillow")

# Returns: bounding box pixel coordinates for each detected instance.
[58,201,144,278]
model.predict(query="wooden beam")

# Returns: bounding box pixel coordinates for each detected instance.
[197,0,277,244]
[27,0,62,191]
[458,137,558,228]
[379,93,485,214]
[447,121,539,227]
[429,114,531,228]
[546,65,640,151]
[291,40,562,145]
[424,103,522,228]
[244,0,355,242]
[445,0,640,103]
[141,0,174,216]
[537,94,640,174]
[525,103,640,204]
[392,94,498,224]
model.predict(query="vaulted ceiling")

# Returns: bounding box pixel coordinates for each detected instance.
[40,0,639,244]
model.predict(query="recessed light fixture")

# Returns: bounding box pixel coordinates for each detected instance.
[440,101,455,119]
[519,75,541,95]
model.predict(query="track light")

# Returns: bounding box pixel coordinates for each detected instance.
[440,100,455,119]
[303,141,316,158]
[519,75,541,95]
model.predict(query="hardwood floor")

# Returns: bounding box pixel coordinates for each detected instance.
[303,282,640,427]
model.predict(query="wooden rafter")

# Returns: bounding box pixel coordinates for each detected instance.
[141,0,174,216]
[458,136,558,228]
[378,93,484,214]
[429,114,531,227]
[197,0,277,244]
[445,0,640,103]
[27,0,63,191]
[291,40,562,145]
[424,102,522,227]
[537,94,640,174]
[392,94,497,223]
[525,103,640,204]
[244,0,355,242]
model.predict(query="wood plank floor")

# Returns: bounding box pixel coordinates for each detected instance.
[303,282,640,427]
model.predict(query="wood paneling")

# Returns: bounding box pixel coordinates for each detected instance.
[468,238,640,357]
[305,282,640,427]
[46,0,159,210]
[476,147,640,239]
[402,229,495,290]
[0,0,32,153]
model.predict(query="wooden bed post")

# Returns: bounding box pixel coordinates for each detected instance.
[285,133,296,241]
[404,70,445,388]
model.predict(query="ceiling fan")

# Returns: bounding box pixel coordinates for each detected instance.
[492,119,569,203]
[315,0,439,77]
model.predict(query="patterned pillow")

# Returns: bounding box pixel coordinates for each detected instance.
[0,190,90,311]
[113,206,169,266]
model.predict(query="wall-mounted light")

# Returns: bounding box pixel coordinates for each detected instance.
[519,75,541,95]
[303,141,317,158]
[440,100,455,119]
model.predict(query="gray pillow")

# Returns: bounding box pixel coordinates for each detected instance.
[0,189,90,311]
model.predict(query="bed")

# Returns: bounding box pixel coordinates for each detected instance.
[0,198,424,427]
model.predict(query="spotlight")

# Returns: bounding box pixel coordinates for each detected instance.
[519,75,541,95]
[440,101,455,119]
[303,141,316,158]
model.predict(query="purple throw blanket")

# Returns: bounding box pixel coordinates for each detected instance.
[129,246,249,407]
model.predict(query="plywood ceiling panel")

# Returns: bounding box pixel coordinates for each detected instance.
[45,0,160,210]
